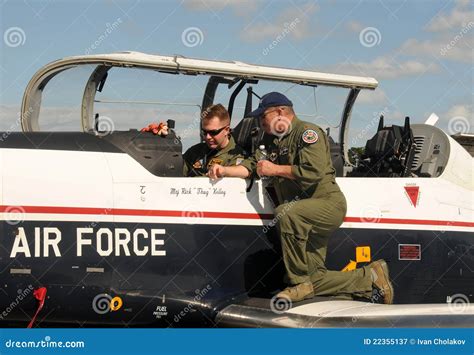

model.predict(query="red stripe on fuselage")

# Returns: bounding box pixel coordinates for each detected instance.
[343,217,474,228]
[0,205,473,227]
[0,205,274,220]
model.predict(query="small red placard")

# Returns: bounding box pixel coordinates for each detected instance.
[399,244,421,260]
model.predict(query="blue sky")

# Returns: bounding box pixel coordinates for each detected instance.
[0,0,472,147]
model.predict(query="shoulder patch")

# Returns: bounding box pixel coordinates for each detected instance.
[302,129,318,144]
[207,158,223,168]
[193,159,203,169]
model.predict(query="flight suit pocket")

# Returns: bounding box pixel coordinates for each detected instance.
[277,146,290,165]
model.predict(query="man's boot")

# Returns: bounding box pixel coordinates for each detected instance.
[369,259,394,304]
[275,281,314,303]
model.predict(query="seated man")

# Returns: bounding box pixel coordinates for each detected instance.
[184,104,252,178]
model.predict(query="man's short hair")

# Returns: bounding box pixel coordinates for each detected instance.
[202,104,230,124]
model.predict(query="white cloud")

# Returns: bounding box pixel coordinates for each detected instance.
[445,103,473,120]
[0,104,202,149]
[438,103,474,134]
[390,110,406,121]
[389,0,474,64]
[426,0,474,32]
[455,0,471,7]
[0,105,22,131]
[400,33,473,63]
[327,56,440,80]
[345,20,364,33]
[240,2,317,42]
[184,0,259,16]
[357,88,387,104]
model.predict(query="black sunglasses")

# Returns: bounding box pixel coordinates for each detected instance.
[201,126,228,136]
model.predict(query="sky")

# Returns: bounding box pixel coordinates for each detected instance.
[0,0,472,149]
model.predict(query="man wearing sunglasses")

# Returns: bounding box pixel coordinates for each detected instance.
[183,104,252,178]
[243,92,394,304]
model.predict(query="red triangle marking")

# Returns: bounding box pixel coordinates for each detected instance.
[404,186,419,207]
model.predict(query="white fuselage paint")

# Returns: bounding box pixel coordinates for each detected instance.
[0,129,472,258]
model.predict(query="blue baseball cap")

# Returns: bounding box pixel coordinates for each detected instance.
[247,92,293,117]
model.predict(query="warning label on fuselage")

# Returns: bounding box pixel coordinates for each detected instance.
[398,244,421,260]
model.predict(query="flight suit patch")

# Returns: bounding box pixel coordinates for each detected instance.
[279,147,289,156]
[269,152,279,162]
[302,129,318,144]
[207,158,223,168]
[193,159,203,169]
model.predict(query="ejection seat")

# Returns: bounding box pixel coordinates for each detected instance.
[231,87,264,157]
[351,116,416,177]
[232,116,263,157]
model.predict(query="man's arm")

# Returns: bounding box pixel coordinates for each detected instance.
[207,164,249,179]
[257,160,296,180]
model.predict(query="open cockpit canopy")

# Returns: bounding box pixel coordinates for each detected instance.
[21,51,378,163]
[15,51,472,183]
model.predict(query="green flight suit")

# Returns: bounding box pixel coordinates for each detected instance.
[265,117,372,300]
[183,136,253,177]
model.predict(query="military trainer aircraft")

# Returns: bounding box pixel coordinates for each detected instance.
[0,52,472,327]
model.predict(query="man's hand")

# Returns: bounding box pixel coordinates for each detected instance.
[141,122,169,136]
[207,164,227,180]
[257,161,296,180]
[257,160,278,177]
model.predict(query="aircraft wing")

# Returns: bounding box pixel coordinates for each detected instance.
[215,298,474,328]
